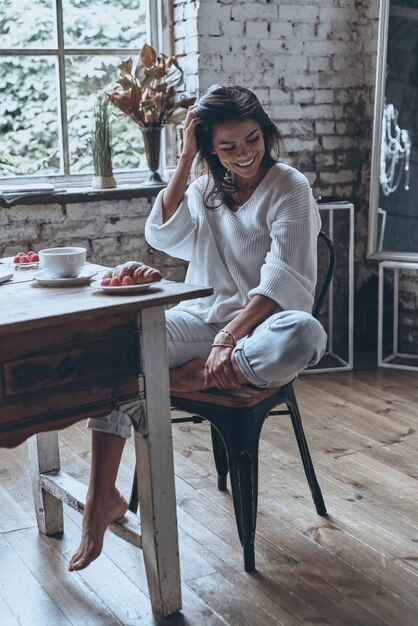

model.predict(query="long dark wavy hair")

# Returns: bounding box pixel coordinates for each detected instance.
[194,84,282,209]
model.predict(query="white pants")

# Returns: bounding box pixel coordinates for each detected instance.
[87,309,327,438]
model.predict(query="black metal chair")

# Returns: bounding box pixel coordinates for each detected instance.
[129,231,335,572]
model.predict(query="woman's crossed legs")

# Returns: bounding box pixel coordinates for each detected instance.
[69,309,326,570]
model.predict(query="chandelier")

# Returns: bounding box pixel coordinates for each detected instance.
[380,103,411,197]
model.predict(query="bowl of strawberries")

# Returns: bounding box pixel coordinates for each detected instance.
[14,251,40,264]
[0,250,40,270]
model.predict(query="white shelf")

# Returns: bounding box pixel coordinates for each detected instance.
[304,201,354,374]
[378,260,418,371]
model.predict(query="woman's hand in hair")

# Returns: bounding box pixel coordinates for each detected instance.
[181,106,199,160]
[161,107,199,223]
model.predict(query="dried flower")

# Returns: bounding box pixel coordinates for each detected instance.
[105,44,195,127]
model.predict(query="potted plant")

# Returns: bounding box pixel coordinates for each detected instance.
[104,44,195,184]
[91,96,116,189]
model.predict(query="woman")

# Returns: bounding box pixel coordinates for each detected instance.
[69,84,327,571]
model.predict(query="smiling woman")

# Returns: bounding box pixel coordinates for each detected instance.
[0,0,164,183]
[68,84,328,573]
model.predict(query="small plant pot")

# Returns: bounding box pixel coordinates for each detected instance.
[91,175,117,189]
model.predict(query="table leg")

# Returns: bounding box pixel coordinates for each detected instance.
[27,432,64,535]
[134,307,182,617]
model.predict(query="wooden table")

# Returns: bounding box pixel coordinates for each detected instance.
[0,265,212,617]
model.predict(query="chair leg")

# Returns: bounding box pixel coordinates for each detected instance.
[210,424,229,490]
[285,387,327,516]
[207,409,267,573]
[129,469,139,513]
[228,450,257,572]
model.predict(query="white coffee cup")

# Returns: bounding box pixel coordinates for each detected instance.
[39,247,86,278]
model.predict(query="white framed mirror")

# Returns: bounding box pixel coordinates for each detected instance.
[368,0,418,261]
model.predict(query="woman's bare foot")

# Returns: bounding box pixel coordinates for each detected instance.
[68,488,128,571]
[170,358,213,392]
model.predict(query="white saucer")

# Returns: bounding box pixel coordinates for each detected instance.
[97,280,161,294]
[33,271,97,287]
[0,272,13,285]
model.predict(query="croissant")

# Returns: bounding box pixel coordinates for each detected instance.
[103,261,162,284]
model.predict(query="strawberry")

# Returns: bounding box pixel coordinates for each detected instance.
[27,250,36,256]
[101,278,111,286]
[14,252,27,261]
[19,254,30,263]
[122,275,134,286]
[109,276,122,286]
[28,253,39,262]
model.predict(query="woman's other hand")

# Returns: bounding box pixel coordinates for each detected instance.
[204,345,241,389]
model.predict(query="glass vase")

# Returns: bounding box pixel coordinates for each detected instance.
[141,124,165,185]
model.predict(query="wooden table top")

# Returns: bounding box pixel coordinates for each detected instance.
[0,264,212,332]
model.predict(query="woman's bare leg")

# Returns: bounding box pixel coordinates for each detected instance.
[68,430,128,571]
[69,350,249,569]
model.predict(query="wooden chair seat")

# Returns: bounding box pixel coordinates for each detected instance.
[171,384,283,407]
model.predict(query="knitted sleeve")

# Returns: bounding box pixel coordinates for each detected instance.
[248,174,321,313]
[144,186,198,262]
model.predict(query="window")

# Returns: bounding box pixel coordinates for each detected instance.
[0,0,167,184]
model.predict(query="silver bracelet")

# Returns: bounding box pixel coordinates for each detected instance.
[211,342,234,349]
[220,328,236,346]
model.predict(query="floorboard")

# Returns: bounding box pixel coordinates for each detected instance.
[1,364,418,625]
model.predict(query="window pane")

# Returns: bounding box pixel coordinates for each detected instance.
[66,55,146,174]
[0,56,60,177]
[63,0,147,49]
[0,0,56,49]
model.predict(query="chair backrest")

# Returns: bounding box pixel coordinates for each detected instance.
[312,231,336,320]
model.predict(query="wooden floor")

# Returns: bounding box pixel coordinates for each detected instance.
[1,362,418,625]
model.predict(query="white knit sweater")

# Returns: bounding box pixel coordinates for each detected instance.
[145,163,321,323]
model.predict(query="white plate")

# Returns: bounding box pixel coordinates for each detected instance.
[33,271,97,287]
[98,280,161,294]
[0,256,40,269]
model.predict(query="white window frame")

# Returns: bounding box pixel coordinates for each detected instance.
[0,0,170,188]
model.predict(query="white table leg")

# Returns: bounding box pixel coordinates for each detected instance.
[27,432,64,535]
[134,306,182,617]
